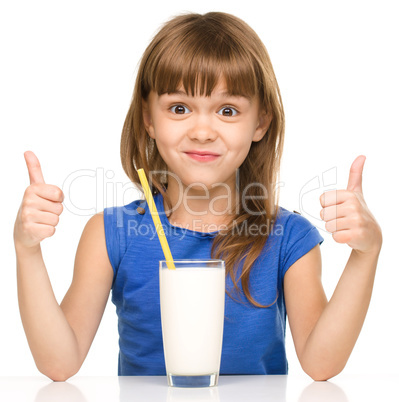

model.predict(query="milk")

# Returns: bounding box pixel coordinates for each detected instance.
[160,266,225,376]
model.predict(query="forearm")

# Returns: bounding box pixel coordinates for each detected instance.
[16,244,80,381]
[301,247,380,380]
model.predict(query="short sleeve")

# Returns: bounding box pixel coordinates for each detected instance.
[103,206,126,281]
[280,213,324,277]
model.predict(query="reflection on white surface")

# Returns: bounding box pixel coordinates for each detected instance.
[218,376,287,402]
[118,375,287,402]
[22,375,349,402]
[166,386,220,402]
[35,381,87,402]
[298,381,348,402]
[118,376,167,401]
[1,374,396,402]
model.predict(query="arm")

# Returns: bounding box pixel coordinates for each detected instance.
[16,213,113,382]
[285,245,379,381]
[14,152,113,381]
[285,155,382,381]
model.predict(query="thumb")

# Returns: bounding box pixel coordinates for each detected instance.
[347,155,366,193]
[24,151,45,184]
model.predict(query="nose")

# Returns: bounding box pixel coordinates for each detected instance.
[187,114,217,143]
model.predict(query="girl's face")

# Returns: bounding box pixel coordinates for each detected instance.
[142,79,271,193]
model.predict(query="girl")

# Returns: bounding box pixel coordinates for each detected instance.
[14,12,382,382]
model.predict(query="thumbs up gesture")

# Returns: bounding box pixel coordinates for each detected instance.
[320,156,382,255]
[14,151,64,251]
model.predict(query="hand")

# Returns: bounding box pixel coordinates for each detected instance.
[319,155,382,255]
[14,151,64,250]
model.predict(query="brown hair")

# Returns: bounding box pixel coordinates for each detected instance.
[120,12,285,307]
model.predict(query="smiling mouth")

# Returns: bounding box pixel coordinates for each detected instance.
[184,151,220,162]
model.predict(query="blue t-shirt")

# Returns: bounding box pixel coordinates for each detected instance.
[103,193,323,375]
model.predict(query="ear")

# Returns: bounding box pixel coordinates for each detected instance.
[142,99,155,139]
[253,110,273,142]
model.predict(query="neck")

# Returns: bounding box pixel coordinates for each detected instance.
[164,180,238,232]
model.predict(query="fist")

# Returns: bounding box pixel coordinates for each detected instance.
[14,151,64,250]
[320,155,382,255]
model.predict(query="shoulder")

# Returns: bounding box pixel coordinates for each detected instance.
[271,207,324,277]
[79,212,108,251]
[82,211,104,235]
[275,207,310,226]
[272,207,319,241]
[104,198,146,220]
[103,199,145,216]
[74,211,114,282]
[101,198,149,274]
[102,198,149,234]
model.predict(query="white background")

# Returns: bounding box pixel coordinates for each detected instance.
[1,0,397,378]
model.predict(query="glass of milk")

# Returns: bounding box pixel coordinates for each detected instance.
[159,259,225,387]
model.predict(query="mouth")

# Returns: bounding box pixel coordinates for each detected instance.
[184,150,221,162]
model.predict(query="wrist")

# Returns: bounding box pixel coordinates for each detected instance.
[353,226,383,259]
[14,241,42,259]
[352,244,381,260]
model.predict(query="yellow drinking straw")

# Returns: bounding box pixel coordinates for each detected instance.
[137,168,175,270]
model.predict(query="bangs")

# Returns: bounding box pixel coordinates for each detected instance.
[142,18,261,99]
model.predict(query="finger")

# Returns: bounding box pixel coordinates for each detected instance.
[24,151,45,185]
[27,222,57,240]
[320,204,346,222]
[347,155,366,193]
[27,196,64,215]
[320,190,354,207]
[30,210,61,227]
[332,230,352,244]
[27,184,64,203]
[325,217,352,233]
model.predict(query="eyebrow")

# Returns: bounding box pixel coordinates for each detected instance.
[163,90,252,102]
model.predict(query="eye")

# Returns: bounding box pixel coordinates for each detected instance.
[170,104,191,114]
[217,106,238,117]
